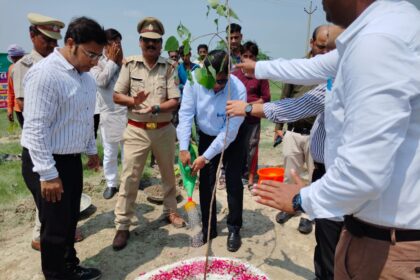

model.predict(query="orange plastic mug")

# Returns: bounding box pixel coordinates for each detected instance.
[257,167,285,185]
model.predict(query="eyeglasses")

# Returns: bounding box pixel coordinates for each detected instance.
[79,45,102,61]
[216,79,228,85]
[141,37,162,44]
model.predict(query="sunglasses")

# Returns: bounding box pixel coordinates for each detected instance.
[141,37,162,44]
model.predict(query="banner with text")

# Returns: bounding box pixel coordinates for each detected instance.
[0,53,11,109]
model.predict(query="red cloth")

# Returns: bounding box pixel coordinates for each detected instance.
[232,69,270,124]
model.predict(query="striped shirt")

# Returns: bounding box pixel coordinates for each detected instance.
[264,83,326,163]
[21,48,97,181]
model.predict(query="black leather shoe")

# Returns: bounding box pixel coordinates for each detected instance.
[227,232,241,252]
[275,211,296,224]
[71,266,102,280]
[103,187,117,199]
[298,218,313,234]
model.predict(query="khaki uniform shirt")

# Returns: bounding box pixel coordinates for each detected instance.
[12,49,44,99]
[114,55,180,123]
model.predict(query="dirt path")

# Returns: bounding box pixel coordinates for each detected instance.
[0,126,316,280]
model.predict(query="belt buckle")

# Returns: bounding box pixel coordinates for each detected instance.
[146,122,157,129]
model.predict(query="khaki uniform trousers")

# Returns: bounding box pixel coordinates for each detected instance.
[335,228,420,280]
[114,123,177,230]
[282,131,314,183]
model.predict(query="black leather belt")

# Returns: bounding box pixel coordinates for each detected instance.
[344,215,420,242]
[287,123,311,135]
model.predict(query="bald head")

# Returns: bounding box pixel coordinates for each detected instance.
[326,25,345,51]
[310,25,330,57]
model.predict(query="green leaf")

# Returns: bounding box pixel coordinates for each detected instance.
[177,23,191,39]
[164,36,179,52]
[208,0,219,9]
[208,64,217,79]
[215,40,227,50]
[182,39,191,55]
[216,5,226,17]
[213,18,219,28]
[187,70,193,85]
[227,7,239,20]
[206,5,211,17]
[195,67,215,89]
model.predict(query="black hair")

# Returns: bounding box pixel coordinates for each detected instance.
[226,23,241,34]
[64,17,107,45]
[29,25,41,35]
[105,28,122,42]
[197,44,208,52]
[204,49,229,75]
[240,41,259,56]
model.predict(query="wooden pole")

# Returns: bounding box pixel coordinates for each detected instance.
[304,0,317,55]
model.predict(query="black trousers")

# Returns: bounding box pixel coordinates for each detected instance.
[15,111,24,128]
[22,148,82,280]
[94,113,100,139]
[198,130,246,236]
[312,162,343,280]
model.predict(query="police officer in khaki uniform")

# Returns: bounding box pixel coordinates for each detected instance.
[12,13,64,122]
[12,13,65,252]
[112,17,185,251]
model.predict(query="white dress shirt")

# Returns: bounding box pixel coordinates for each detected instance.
[90,56,127,143]
[177,73,246,160]
[21,48,97,181]
[298,0,420,229]
[255,49,338,86]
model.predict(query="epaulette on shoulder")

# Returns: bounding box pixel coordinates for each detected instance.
[124,55,140,64]
[19,54,34,67]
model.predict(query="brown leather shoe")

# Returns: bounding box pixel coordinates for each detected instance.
[30,228,82,252]
[31,240,41,251]
[167,212,185,228]
[112,230,129,251]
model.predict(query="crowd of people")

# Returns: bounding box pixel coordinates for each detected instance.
[4,0,420,279]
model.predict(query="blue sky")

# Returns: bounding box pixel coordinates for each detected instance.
[1,0,419,60]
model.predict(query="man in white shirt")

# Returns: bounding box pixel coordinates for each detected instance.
[248,1,420,278]
[91,28,127,200]
[21,17,106,280]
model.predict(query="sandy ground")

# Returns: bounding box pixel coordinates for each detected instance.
[0,126,316,280]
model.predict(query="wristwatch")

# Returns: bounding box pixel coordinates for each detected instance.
[151,105,160,115]
[292,193,305,213]
[245,103,253,116]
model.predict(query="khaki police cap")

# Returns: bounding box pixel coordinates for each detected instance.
[27,13,65,40]
[137,17,164,39]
